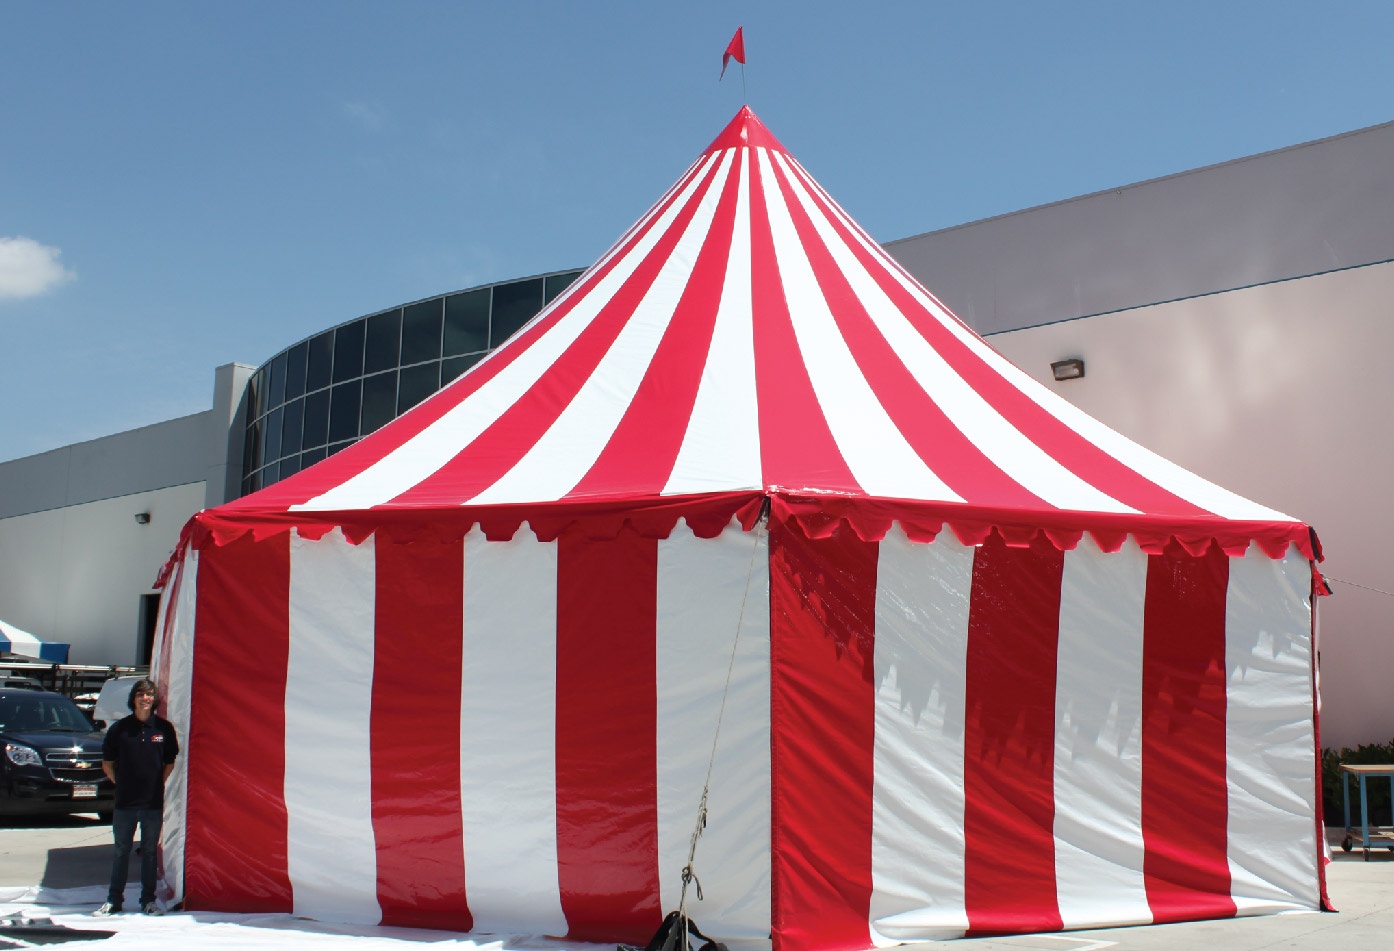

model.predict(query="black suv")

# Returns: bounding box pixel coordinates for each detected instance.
[0,689,113,819]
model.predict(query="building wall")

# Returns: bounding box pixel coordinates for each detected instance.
[887,120,1394,335]
[0,481,205,664]
[0,365,252,665]
[982,260,1394,749]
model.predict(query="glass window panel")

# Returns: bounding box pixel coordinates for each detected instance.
[242,475,255,497]
[328,379,362,444]
[302,388,330,449]
[263,460,280,485]
[543,270,582,304]
[279,454,302,479]
[361,371,398,435]
[249,469,264,494]
[284,341,309,401]
[333,320,366,383]
[398,361,440,414]
[281,397,304,457]
[265,406,284,464]
[248,369,265,421]
[443,289,490,356]
[269,351,288,409]
[365,308,402,375]
[301,446,327,470]
[246,418,262,472]
[401,299,443,366]
[489,278,544,347]
[441,353,482,386]
[307,332,334,392]
[327,440,353,457]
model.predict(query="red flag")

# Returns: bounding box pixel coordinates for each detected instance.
[721,27,745,79]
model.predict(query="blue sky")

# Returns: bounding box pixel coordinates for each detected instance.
[2,1,1391,460]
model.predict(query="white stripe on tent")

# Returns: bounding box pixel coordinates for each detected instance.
[869,528,972,943]
[1053,538,1151,929]
[469,150,737,505]
[757,150,959,502]
[158,548,198,909]
[655,519,771,939]
[665,150,763,496]
[1225,543,1321,914]
[773,153,1133,514]
[285,529,380,924]
[296,152,723,512]
[459,528,567,935]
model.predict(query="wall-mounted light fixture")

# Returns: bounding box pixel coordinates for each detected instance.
[1050,358,1085,382]
[134,512,151,525]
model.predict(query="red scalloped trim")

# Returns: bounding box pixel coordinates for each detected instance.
[769,496,1317,561]
[186,492,765,552]
[180,490,1316,565]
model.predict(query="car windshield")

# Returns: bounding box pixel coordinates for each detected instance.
[0,693,93,733]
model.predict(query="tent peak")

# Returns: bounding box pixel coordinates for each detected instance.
[704,105,787,155]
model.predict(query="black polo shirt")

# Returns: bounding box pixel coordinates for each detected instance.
[102,714,180,810]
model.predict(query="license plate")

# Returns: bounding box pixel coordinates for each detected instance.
[73,785,97,799]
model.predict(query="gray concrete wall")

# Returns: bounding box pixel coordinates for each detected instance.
[205,362,256,508]
[887,120,1394,334]
[0,414,209,520]
[0,481,207,664]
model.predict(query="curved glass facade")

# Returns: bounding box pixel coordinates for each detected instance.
[240,269,582,496]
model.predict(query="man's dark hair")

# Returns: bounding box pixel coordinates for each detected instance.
[127,678,159,711]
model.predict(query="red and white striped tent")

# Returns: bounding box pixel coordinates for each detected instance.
[152,107,1326,949]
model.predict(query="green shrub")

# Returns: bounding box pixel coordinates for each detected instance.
[1322,740,1394,826]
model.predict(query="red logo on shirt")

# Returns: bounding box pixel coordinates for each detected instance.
[152,735,163,743]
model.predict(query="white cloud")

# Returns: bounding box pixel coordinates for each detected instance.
[0,236,76,300]
[341,99,385,132]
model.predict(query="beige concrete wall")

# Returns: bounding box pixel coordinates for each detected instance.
[987,260,1394,749]
[0,481,205,665]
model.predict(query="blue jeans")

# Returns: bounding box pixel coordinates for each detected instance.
[108,807,163,906]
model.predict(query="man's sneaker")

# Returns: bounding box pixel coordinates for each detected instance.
[141,901,163,916]
[93,902,121,917]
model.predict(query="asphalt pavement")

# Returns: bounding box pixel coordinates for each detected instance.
[1,816,1391,950]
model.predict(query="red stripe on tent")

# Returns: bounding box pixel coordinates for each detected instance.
[184,533,292,912]
[764,155,1050,510]
[769,520,875,951]
[567,150,746,498]
[390,155,730,507]
[224,155,715,514]
[749,151,860,494]
[1141,544,1234,924]
[783,158,1214,518]
[371,538,471,930]
[962,532,1064,935]
[555,529,663,943]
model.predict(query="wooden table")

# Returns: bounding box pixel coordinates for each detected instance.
[1341,764,1394,859]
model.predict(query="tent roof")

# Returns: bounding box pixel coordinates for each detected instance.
[209,107,1312,559]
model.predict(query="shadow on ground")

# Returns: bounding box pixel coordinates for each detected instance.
[42,843,113,890]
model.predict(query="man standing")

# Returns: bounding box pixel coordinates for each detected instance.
[94,678,180,917]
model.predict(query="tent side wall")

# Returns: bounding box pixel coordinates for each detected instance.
[766,521,1321,951]
[154,511,1320,950]
[156,517,774,942]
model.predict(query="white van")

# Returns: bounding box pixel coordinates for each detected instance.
[91,676,144,731]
